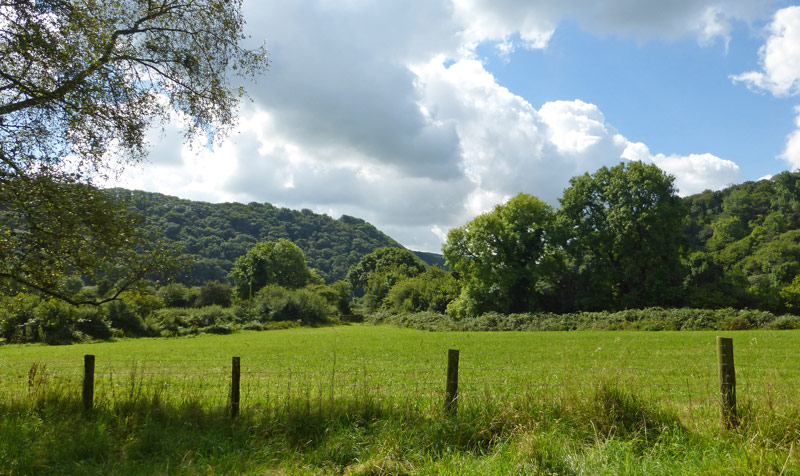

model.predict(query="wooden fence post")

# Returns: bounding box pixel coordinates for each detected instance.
[445,349,459,415]
[231,356,241,418]
[717,337,737,429]
[83,354,95,412]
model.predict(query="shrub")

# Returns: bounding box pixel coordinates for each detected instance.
[242,321,265,331]
[124,291,165,316]
[75,306,113,340]
[60,276,85,297]
[147,305,237,337]
[253,285,290,321]
[370,307,788,332]
[330,281,352,315]
[253,285,331,324]
[242,320,300,331]
[0,293,41,343]
[272,289,329,324]
[106,299,150,337]
[148,308,192,335]
[305,281,352,316]
[201,323,233,334]
[385,267,459,314]
[34,299,78,345]
[157,283,193,308]
[197,281,233,307]
[768,315,800,330]
[192,305,235,327]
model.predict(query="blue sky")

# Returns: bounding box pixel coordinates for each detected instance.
[115,0,800,252]
[478,18,793,180]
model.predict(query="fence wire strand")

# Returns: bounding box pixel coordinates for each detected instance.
[6,352,800,417]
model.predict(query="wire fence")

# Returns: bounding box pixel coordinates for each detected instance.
[4,338,800,428]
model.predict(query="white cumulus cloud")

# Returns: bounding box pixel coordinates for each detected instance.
[415,58,743,206]
[453,0,773,51]
[622,142,744,195]
[732,5,800,97]
[111,0,757,252]
[780,106,800,170]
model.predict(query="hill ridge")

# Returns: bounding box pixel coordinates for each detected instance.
[106,188,443,284]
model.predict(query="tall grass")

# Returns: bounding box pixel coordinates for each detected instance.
[1,325,800,474]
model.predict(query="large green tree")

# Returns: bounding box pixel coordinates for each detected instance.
[558,162,686,310]
[443,193,562,316]
[385,266,459,314]
[229,239,312,299]
[0,0,267,302]
[346,247,426,311]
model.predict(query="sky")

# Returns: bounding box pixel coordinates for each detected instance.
[113,0,800,253]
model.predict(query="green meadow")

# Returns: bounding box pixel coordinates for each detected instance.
[2,325,800,475]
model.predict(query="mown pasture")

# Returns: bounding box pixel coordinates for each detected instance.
[2,325,800,475]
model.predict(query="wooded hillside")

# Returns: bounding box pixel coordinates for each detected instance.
[683,171,800,312]
[97,169,800,314]
[107,189,439,284]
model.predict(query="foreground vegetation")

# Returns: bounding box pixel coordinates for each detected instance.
[368,307,800,332]
[2,326,800,474]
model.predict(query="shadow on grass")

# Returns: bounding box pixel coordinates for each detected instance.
[1,382,797,475]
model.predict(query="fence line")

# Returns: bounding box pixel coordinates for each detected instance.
[8,336,799,428]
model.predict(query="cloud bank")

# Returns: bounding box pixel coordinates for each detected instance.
[732,6,800,171]
[115,0,762,252]
[733,6,800,97]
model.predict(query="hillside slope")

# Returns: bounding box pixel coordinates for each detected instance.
[683,171,800,310]
[107,189,441,284]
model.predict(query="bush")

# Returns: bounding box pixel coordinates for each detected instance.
[157,283,195,308]
[201,323,233,334]
[281,289,329,323]
[385,267,459,314]
[147,308,192,335]
[147,305,237,337]
[75,306,113,340]
[34,299,78,345]
[369,307,792,332]
[768,315,800,330]
[304,281,352,316]
[106,299,150,337]
[241,321,265,331]
[197,281,233,307]
[253,285,331,324]
[0,293,41,343]
[192,305,235,327]
[253,285,290,321]
[59,276,85,297]
[242,320,300,331]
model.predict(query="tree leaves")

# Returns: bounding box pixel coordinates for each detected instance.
[443,193,562,316]
[0,0,267,301]
[558,162,686,310]
[229,239,312,299]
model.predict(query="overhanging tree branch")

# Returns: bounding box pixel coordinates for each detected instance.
[0,0,268,303]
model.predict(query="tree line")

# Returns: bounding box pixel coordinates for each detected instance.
[351,163,800,318]
[6,162,800,344]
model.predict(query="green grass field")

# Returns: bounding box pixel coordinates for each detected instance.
[2,325,800,474]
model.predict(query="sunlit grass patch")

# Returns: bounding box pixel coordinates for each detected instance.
[1,325,800,474]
